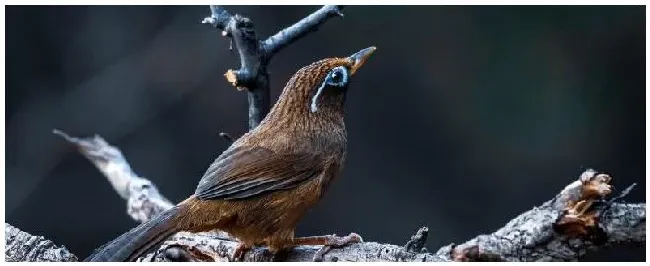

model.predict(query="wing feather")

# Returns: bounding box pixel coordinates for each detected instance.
[194,145,323,200]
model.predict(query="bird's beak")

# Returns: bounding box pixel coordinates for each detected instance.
[348,46,376,75]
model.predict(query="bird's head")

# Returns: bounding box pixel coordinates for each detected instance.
[267,46,376,125]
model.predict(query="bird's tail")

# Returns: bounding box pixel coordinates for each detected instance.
[84,205,184,262]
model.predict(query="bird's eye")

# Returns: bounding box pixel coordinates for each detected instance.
[326,66,348,87]
[331,72,341,82]
[310,66,349,113]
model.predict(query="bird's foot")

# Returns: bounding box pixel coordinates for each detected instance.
[232,243,252,262]
[158,244,217,262]
[293,233,363,262]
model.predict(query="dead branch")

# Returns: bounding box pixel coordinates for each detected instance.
[138,231,445,262]
[4,223,77,262]
[5,132,643,262]
[436,170,645,262]
[52,129,173,223]
[201,5,344,129]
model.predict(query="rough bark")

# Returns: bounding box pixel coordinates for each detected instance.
[4,223,78,262]
[137,231,446,262]
[5,131,643,262]
[437,171,645,262]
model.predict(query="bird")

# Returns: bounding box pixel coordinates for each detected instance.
[85,46,377,262]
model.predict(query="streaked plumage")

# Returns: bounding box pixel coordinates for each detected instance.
[85,47,376,262]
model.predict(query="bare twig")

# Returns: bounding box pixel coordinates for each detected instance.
[201,5,344,129]
[218,132,234,143]
[262,5,344,58]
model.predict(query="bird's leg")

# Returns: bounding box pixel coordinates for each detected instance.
[292,233,363,261]
[232,243,252,262]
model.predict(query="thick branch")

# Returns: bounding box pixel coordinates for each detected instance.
[5,131,645,262]
[435,170,645,262]
[203,6,260,87]
[4,223,77,262]
[201,5,344,129]
[202,5,267,130]
[56,133,648,261]
[138,231,445,262]
[436,202,645,262]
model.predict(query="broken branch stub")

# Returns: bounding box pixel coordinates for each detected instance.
[444,169,644,262]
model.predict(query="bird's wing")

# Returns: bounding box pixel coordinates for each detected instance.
[194,145,324,200]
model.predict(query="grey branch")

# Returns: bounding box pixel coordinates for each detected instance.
[201,5,344,129]
[5,132,643,262]
[262,5,344,58]
[52,129,174,223]
[433,170,645,261]
[4,223,77,262]
[436,202,645,261]
[138,231,445,262]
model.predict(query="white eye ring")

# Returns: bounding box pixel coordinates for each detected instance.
[310,66,349,113]
[326,66,349,87]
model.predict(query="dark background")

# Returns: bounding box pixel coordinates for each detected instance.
[5,5,645,261]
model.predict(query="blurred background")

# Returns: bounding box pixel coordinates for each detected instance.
[5,5,645,261]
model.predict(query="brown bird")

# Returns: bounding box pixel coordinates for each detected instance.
[85,46,376,262]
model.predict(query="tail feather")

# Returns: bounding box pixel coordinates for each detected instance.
[85,206,182,262]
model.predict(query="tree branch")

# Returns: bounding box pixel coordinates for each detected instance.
[7,132,642,262]
[138,231,446,262]
[4,223,78,262]
[261,5,344,58]
[435,170,645,262]
[201,5,344,129]
[52,129,173,223]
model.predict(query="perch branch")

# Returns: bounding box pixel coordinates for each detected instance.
[4,132,645,262]
[11,132,639,262]
[4,223,77,262]
[142,169,644,262]
[201,5,344,129]
[138,231,445,262]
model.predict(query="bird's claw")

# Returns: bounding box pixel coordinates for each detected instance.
[313,233,363,262]
[232,243,252,262]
